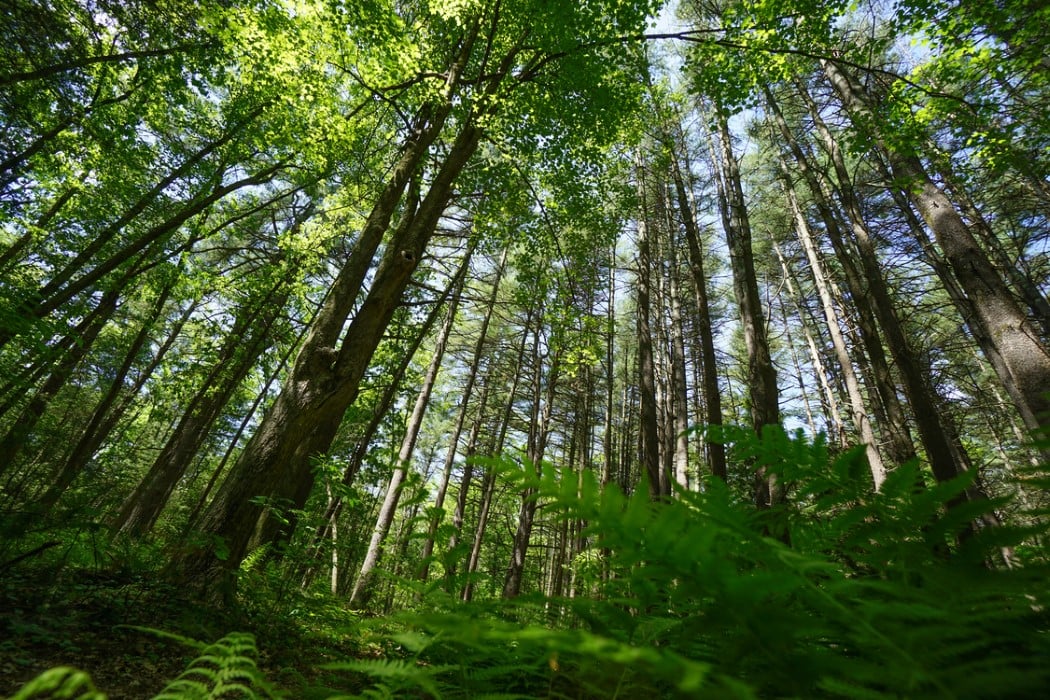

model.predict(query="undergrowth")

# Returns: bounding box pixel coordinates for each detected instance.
[329,427,1050,698]
[5,427,1049,698]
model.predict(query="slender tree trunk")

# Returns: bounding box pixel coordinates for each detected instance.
[502,314,561,598]
[460,317,532,601]
[634,158,664,498]
[348,244,473,608]
[418,248,505,582]
[778,181,886,487]
[771,243,847,448]
[708,109,780,505]
[764,85,918,469]
[0,290,119,476]
[668,249,691,491]
[602,244,617,488]
[667,139,727,482]
[34,280,178,512]
[112,281,289,536]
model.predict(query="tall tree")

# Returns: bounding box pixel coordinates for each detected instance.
[822,60,1050,438]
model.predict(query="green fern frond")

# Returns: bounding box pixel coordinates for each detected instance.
[6,666,106,700]
[147,630,281,700]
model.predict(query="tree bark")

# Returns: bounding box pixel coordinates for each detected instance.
[708,109,780,505]
[667,134,727,482]
[348,242,473,608]
[170,110,483,595]
[823,59,1050,437]
[633,157,665,499]
[502,309,561,598]
[34,279,179,513]
[112,279,289,537]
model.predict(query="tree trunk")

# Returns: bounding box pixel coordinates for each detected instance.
[502,313,560,598]
[634,157,665,499]
[34,280,179,513]
[418,248,505,582]
[112,280,289,537]
[708,109,780,505]
[171,111,483,596]
[0,290,119,478]
[776,195,885,485]
[823,59,1050,437]
[460,311,532,601]
[764,85,918,470]
[668,248,691,491]
[298,274,458,588]
[667,136,727,482]
[348,243,473,608]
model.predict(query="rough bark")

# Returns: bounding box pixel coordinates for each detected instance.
[823,59,1050,437]
[170,108,483,594]
[634,158,665,499]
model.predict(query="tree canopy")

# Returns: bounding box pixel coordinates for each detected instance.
[1,0,1048,697]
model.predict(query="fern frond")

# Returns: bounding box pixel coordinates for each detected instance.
[7,666,106,700]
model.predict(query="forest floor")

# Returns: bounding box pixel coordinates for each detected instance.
[0,562,368,699]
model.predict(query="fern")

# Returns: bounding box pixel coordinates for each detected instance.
[6,666,106,700]
[5,630,281,700]
[140,630,281,700]
[334,427,1050,698]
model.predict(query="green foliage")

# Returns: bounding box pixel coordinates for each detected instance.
[6,666,106,700]
[6,630,280,700]
[141,629,281,700]
[333,427,1050,698]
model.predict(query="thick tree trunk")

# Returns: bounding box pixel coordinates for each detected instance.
[298,276,457,589]
[170,111,483,595]
[823,60,1050,437]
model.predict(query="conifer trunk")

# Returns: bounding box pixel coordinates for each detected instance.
[708,109,780,505]
[418,249,505,582]
[823,60,1050,436]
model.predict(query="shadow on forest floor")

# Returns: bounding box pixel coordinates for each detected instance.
[0,564,366,699]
